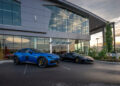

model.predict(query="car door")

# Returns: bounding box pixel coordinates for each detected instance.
[67,53,74,60]
[19,49,27,62]
[25,49,36,63]
[64,53,72,60]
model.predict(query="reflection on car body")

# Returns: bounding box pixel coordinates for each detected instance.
[13,48,60,68]
[60,52,94,64]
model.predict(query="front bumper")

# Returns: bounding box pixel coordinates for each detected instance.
[84,60,94,64]
[48,59,60,66]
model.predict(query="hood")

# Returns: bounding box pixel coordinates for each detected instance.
[84,56,94,60]
[38,53,60,59]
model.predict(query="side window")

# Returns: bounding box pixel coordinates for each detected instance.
[26,49,33,53]
[21,49,27,53]
[17,49,23,53]
[25,49,30,53]
[65,53,69,56]
[68,54,71,56]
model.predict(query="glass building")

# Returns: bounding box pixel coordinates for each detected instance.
[0,0,106,60]
[46,6,89,35]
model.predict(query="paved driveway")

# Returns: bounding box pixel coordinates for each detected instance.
[0,61,120,86]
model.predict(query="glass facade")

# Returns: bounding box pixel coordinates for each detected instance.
[0,34,90,60]
[70,40,89,54]
[52,39,68,54]
[0,0,21,25]
[0,35,50,60]
[45,6,89,35]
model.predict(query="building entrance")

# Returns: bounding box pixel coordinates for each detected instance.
[52,39,69,54]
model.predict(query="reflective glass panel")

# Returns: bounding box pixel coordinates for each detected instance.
[45,6,89,35]
[14,36,21,51]
[0,0,21,25]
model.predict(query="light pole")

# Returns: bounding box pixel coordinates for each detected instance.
[96,38,100,51]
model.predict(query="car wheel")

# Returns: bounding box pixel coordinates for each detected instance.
[14,56,20,65]
[38,57,47,68]
[75,58,79,63]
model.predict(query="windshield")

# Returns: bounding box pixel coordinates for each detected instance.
[72,53,80,56]
[31,49,42,53]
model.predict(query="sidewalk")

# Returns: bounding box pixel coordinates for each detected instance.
[0,60,13,64]
[96,60,120,65]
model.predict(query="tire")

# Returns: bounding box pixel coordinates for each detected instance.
[37,57,47,68]
[14,56,20,65]
[75,58,79,63]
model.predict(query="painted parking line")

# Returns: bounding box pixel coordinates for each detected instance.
[0,60,13,64]
[24,64,28,75]
[62,65,71,71]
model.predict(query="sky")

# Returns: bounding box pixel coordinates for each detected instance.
[67,0,120,47]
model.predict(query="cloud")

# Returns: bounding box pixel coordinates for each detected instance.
[67,0,120,47]
[67,0,120,21]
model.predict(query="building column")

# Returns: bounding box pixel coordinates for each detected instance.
[112,22,116,52]
[50,38,52,53]
[67,39,70,53]
[102,27,106,48]
[34,38,37,49]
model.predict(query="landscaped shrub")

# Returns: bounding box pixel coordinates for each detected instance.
[88,48,97,59]
[98,48,107,59]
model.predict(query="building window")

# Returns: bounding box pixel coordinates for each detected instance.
[52,38,68,54]
[14,36,22,50]
[0,0,21,26]
[0,34,51,60]
[70,40,89,55]
[37,38,50,53]
[45,6,89,35]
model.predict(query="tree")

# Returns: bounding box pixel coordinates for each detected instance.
[106,23,113,52]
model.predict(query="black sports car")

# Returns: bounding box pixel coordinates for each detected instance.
[60,52,94,64]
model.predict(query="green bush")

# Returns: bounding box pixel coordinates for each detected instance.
[98,48,107,59]
[88,48,97,58]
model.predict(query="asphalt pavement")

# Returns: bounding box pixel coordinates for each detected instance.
[0,60,120,86]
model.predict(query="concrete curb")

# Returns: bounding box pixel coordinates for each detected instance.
[96,60,120,65]
[0,60,13,64]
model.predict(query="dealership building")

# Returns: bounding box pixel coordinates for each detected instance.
[0,0,107,59]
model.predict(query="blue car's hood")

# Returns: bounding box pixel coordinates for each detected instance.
[37,53,60,59]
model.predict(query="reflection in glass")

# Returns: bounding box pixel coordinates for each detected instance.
[70,40,89,55]
[45,6,89,35]
[4,35,14,59]
[14,36,21,51]
[52,39,67,54]
[37,38,50,53]
[0,35,4,60]
[0,0,21,25]
[22,36,30,48]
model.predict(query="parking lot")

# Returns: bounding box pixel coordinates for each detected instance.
[1,61,120,86]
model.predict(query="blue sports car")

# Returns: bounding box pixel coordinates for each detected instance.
[13,48,60,67]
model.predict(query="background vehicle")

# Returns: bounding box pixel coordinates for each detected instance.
[60,52,94,64]
[13,48,60,67]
